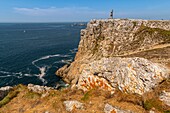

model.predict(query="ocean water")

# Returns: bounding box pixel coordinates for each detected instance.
[0,23,86,87]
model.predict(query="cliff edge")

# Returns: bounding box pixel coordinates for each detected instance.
[56,19,170,95]
[0,19,170,113]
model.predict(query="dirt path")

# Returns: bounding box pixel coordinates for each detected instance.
[116,43,170,57]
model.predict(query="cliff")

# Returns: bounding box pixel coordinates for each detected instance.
[56,19,170,95]
[0,19,170,113]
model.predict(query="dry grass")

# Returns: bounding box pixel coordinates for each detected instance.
[142,78,170,112]
[0,79,169,113]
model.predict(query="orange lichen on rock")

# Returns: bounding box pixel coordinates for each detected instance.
[111,110,117,113]
[78,75,114,92]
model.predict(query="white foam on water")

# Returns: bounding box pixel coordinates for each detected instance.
[0,69,48,84]
[60,59,73,64]
[32,54,59,68]
[31,54,71,84]
[53,58,73,64]
[31,54,70,84]
[24,73,35,77]
[32,66,49,84]
[0,71,11,74]
[0,71,23,78]
[0,53,71,85]
[69,48,78,54]
[32,54,70,67]
[0,75,13,78]
[38,67,46,77]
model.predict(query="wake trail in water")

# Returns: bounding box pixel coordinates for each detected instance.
[32,54,70,67]
[0,71,34,78]
[53,59,73,64]
[69,48,78,54]
[0,52,76,85]
[31,54,71,84]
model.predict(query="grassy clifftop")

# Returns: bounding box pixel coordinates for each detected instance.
[0,79,170,113]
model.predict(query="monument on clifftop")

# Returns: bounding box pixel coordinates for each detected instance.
[109,10,113,19]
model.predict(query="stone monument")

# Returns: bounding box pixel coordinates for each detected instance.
[110,10,113,19]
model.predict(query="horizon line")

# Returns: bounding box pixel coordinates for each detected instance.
[0,18,169,23]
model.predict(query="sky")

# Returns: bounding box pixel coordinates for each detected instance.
[0,0,170,22]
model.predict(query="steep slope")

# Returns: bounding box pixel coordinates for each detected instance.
[56,19,170,95]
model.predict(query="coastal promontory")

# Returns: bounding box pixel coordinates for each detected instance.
[0,19,170,113]
[57,19,170,95]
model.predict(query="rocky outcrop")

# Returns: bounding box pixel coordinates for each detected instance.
[56,19,170,95]
[77,57,169,95]
[63,100,84,112]
[159,90,170,106]
[76,19,170,60]
[27,84,53,93]
[0,86,13,101]
[104,103,133,113]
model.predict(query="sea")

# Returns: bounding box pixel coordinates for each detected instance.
[0,23,86,87]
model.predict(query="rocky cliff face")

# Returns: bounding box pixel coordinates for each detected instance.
[56,19,170,95]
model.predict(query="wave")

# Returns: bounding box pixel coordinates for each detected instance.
[32,54,70,66]
[31,54,70,84]
[0,69,47,84]
[36,66,48,85]
[53,59,73,64]
[0,53,73,85]
[0,71,23,79]
[69,48,78,54]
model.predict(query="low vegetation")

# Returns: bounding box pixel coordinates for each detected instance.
[81,90,91,101]
[0,78,169,112]
[0,90,19,107]
[136,25,170,43]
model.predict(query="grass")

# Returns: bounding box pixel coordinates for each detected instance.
[113,89,143,106]
[0,79,169,112]
[164,110,170,113]
[136,25,170,42]
[143,99,163,111]
[81,91,91,101]
[143,78,170,112]
[0,84,28,107]
[0,90,19,107]
[24,91,41,99]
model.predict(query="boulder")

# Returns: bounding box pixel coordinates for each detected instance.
[104,103,133,113]
[27,84,53,93]
[63,100,84,112]
[159,90,170,106]
[77,57,169,95]
[0,86,13,100]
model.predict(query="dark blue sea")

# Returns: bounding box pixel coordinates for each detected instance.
[0,23,86,87]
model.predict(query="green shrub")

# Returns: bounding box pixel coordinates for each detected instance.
[143,100,153,110]
[0,90,19,107]
[143,99,164,111]
[81,91,91,101]
[24,91,40,99]
[164,110,170,113]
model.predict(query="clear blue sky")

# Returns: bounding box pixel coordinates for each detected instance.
[0,0,169,22]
